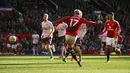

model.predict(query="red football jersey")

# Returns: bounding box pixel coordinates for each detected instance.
[56,16,97,36]
[101,20,121,38]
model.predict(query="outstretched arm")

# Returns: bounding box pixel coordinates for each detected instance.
[82,18,99,25]
[56,16,70,27]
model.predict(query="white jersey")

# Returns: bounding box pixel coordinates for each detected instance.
[32,34,39,44]
[41,20,54,38]
[77,24,87,39]
[101,31,107,42]
[57,22,68,37]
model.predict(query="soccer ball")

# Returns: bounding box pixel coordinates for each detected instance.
[9,36,17,43]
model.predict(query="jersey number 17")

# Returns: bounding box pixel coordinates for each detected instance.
[70,19,79,27]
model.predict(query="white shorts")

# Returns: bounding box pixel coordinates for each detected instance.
[65,35,77,44]
[106,37,117,47]
[7,44,18,49]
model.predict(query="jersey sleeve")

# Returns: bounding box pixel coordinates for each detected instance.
[50,22,55,32]
[63,22,68,28]
[81,18,98,25]
[56,16,70,27]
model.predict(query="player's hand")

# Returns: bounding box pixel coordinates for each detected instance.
[98,34,102,39]
[97,20,102,24]
[41,35,44,39]
[114,36,118,40]
[48,35,51,39]
[114,31,118,40]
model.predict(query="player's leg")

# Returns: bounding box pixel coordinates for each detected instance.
[64,35,77,61]
[63,35,75,61]
[50,44,56,52]
[73,38,82,62]
[12,44,17,55]
[7,44,11,54]
[64,35,82,67]
[32,44,36,55]
[100,42,105,55]
[113,38,121,55]
[47,38,54,60]
[50,38,56,52]
[36,44,39,55]
[59,36,66,58]
[75,45,82,62]
[106,37,112,63]
[115,47,122,56]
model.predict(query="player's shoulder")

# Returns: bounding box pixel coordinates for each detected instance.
[105,20,110,23]
[113,20,119,24]
[41,21,44,24]
[47,20,53,24]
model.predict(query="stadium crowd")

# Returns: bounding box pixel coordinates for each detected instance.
[0,0,130,54]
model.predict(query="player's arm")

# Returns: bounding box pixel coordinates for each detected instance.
[81,18,99,25]
[41,23,44,39]
[56,16,70,27]
[48,22,55,38]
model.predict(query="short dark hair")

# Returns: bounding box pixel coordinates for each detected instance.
[108,12,114,16]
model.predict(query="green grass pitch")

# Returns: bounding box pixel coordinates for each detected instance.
[0,55,130,73]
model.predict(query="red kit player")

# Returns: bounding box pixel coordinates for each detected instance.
[56,9,100,67]
[99,12,121,63]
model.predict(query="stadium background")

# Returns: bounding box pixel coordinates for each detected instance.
[0,0,130,54]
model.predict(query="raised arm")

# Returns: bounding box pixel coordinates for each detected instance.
[81,18,99,25]
[56,16,70,27]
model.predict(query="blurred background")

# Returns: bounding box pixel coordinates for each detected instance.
[0,0,130,55]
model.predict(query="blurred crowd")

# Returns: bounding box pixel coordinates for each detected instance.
[0,0,130,54]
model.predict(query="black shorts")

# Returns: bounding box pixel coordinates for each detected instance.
[58,36,65,46]
[42,38,52,44]
[33,43,38,47]
[101,42,106,46]
[75,38,82,46]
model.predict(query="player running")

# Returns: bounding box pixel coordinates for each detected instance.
[56,22,68,58]
[99,12,121,63]
[41,13,55,60]
[56,9,100,67]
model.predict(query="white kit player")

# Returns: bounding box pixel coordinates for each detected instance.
[56,22,68,58]
[41,13,55,60]
[99,31,107,55]
[32,31,40,55]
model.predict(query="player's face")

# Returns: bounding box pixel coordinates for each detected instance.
[43,14,48,21]
[108,14,114,20]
